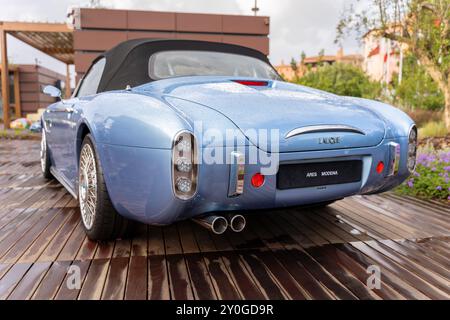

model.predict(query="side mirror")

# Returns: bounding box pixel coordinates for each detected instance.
[43,85,61,99]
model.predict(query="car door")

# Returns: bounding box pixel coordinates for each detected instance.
[64,58,106,185]
[45,100,73,180]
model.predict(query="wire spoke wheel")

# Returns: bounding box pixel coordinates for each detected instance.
[79,143,98,230]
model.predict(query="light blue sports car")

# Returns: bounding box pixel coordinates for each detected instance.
[41,39,417,240]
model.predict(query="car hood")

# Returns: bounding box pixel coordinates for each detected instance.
[137,77,386,152]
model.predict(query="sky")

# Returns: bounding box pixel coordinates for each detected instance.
[0,0,361,77]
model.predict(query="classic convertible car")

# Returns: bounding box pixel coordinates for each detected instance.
[41,39,417,240]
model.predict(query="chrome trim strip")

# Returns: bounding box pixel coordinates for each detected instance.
[228,151,245,197]
[50,167,78,199]
[388,142,400,176]
[285,125,366,139]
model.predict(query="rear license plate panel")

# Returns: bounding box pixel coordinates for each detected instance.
[277,160,363,190]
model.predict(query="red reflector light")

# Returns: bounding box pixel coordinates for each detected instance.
[376,161,385,174]
[251,173,265,188]
[233,80,269,87]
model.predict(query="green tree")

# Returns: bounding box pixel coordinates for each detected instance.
[392,54,445,110]
[290,58,299,81]
[300,51,306,63]
[290,58,298,72]
[337,0,450,128]
[318,49,325,66]
[297,63,382,99]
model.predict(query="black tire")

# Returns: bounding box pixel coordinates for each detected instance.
[79,134,134,240]
[40,130,53,180]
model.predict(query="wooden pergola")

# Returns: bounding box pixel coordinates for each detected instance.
[0,21,74,128]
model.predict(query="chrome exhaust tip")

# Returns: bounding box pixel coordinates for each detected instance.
[228,214,246,233]
[193,215,228,235]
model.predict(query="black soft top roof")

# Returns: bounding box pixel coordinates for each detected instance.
[92,39,272,93]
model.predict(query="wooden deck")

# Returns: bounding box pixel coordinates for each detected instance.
[0,140,449,300]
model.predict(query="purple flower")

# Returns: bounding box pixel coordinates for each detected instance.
[407,180,414,188]
[444,166,450,171]
[431,167,437,172]
[436,186,442,191]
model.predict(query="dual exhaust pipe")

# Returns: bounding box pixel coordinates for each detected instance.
[193,214,246,235]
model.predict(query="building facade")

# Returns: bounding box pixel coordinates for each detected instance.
[362,30,405,84]
[69,8,271,81]
[0,64,65,118]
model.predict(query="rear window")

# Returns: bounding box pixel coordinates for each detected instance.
[149,50,280,80]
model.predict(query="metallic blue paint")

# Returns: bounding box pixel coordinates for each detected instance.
[42,76,415,225]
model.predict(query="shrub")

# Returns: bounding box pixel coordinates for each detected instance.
[297,63,382,99]
[396,148,450,201]
[405,109,443,128]
[419,121,448,138]
[391,54,445,111]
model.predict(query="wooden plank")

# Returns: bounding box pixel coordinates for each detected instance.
[130,224,147,257]
[37,208,80,262]
[57,221,88,262]
[32,261,71,300]
[0,263,12,279]
[350,241,448,299]
[184,253,217,300]
[78,258,109,300]
[101,257,129,300]
[54,260,90,300]
[335,243,428,299]
[7,261,52,300]
[1,29,11,128]
[177,222,218,300]
[166,253,194,300]
[113,238,131,258]
[5,204,74,264]
[147,226,165,256]
[75,236,97,261]
[124,256,147,300]
[237,251,289,300]
[148,255,170,300]
[190,223,243,300]
[13,70,21,117]
[219,251,266,300]
[94,241,115,260]
[0,263,31,299]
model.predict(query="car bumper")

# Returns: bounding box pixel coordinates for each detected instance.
[98,137,411,225]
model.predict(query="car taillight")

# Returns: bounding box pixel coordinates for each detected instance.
[407,125,417,172]
[172,131,197,200]
[251,173,265,188]
[376,161,384,174]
